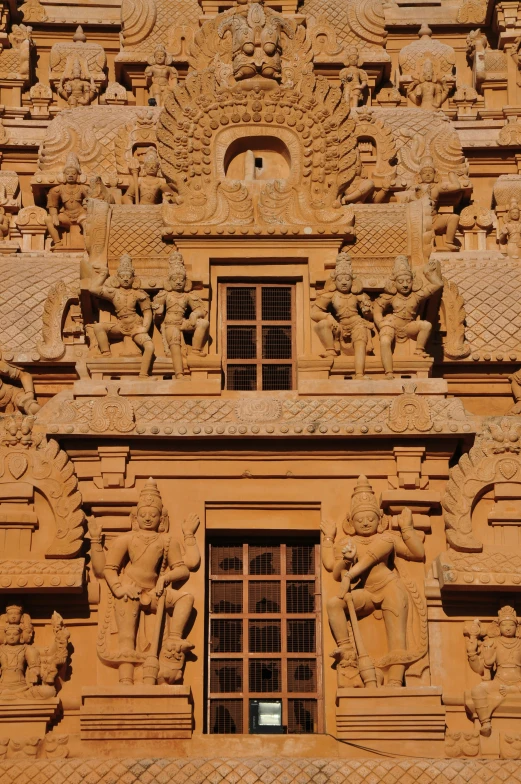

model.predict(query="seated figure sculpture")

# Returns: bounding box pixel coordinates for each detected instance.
[44,152,89,249]
[0,351,40,415]
[58,58,96,107]
[339,46,368,108]
[321,476,425,688]
[311,251,372,379]
[89,478,200,685]
[87,253,155,378]
[464,606,521,737]
[405,155,462,251]
[373,255,443,379]
[408,58,451,110]
[152,252,209,379]
[122,147,176,205]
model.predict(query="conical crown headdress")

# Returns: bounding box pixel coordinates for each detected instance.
[117,253,135,276]
[392,254,412,279]
[64,151,81,174]
[138,478,163,511]
[350,475,381,517]
[143,147,159,169]
[498,605,517,624]
[335,251,353,277]
[169,251,186,277]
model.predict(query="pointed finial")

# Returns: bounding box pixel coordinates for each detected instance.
[73,25,86,43]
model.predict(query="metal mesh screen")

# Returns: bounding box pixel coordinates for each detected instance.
[248,581,281,613]
[249,620,281,652]
[262,326,292,359]
[227,365,257,391]
[286,581,315,613]
[287,699,318,734]
[211,619,243,652]
[287,659,317,693]
[249,545,281,575]
[262,287,292,321]
[210,699,243,734]
[249,659,281,693]
[211,581,243,614]
[227,326,256,359]
[211,546,243,575]
[227,287,256,320]
[287,619,315,653]
[262,364,292,391]
[210,660,243,693]
[287,545,315,575]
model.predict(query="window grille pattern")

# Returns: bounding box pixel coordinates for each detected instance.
[222,284,296,391]
[208,541,322,734]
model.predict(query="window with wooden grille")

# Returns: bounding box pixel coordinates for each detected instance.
[221,283,296,391]
[207,540,322,735]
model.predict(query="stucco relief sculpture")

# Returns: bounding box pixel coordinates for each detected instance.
[321,475,427,688]
[152,252,209,379]
[87,253,155,378]
[498,199,521,260]
[44,152,89,249]
[57,58,96,107]
[145,45,177,106]
[464,607,521,737]
[122,147,175,205]
[339,46,368,108]
[373,256,443,379]
[311,252,372,378]
[404,156,463,252]
[89,479,200,685]
[0,353,40,415]
[407,58,451,110]
[398,25,455,110]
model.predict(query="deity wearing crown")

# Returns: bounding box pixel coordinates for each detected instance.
[311,251,373,379]
[122,147,176,205]
[498,198,521,260]
[44,151,89,249]
[321,476,426,687]
[404,155,462,252]
[87,253,155,378]
[89,479,200,685]
[464,606,521,737]
[373,255,443,378]
[152,252,209,379]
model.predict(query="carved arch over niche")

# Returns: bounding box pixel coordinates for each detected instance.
[215,126,300,185]
[353,110,397,185]
[442,418,521,552]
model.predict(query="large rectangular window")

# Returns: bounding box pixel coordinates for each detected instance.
[207,540,322,734]
[221,283,296,391]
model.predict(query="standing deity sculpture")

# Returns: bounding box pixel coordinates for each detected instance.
[405,155,462,251]
[57,57,96,107]
[44,152,89,249]
[498,199,521,260]
[0,207,10,241]
[217,0,294,84]
[152,252,209,379]
[408,58,450,110]
[89,478,200,685]
[122,147,176,205]
[339,47,368,108]
[464,607,521,737]
[87,253,155,378]
[145,45,178,107]
[373,256,443,379]
[311,252,373,378]
[321,476,426,688]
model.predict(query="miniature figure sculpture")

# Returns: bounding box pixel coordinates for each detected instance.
[0,607,68,700]
[321,476,425,687]
[85,174,115,205]
[58,58,96,107]
[89,478,200,685]
[405,156,462,251]
[499,199,521,260]
[408,58,450,110]
[0,351,40,415]
[311,252,372,379]
[87,253,155,378]
[217,0,293,84]
[464,606,521,737]
[153,252,209,379]
[145,45,178,106]
[339,47,368,108]
[0,604,33,644]
[373,256,443,379]
[44,152,89,249]
[122,147,176,205]
[340,162,391,205]
[0,208,10,240]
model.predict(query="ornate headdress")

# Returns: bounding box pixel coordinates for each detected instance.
[392,254,413,279]
[498,605,517,624]
[510,198,520,212]
[63,151,81,174]
[138,478,163,511]
[117,253,135,277]
[334,251,353,277]
[143,147,160,170]
[169,251,186,278]
[350,475,381,517]
[419,155,435,172]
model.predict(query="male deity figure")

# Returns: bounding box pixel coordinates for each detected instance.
[373,255,443,379]
[408,58,451,110]
[152,252,210,379]
[58,58,96,107]
[89,478,200,685]
[0,207,10,241]
[145,45,178,106]
[339,46,368,108]
[217,0,293,83]
[311,252,372,379]
[122,147,176,205]
[44,152,89,249]
[405,155,462,251]
[87,253,155,378]
[321,476,425,687]
[0,351,40,415]
[0,603,33,644]
[340,161,391,205]
[499,199,521,260]
[465,606,521,737]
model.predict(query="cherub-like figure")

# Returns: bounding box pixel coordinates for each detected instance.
[145,45,178,107]
[152,252,209,379]
[122,147,176,205]
[0,207,10,241]
[373,255,443,379]
[58,58,96,107]
[464,606,521,737]
[321,475,425,687]
[407,58,451,110]
[499,199,521,260]
[89,478,200,685]
[405,155,462,251]
[0,350,40,415]
[311,252,372,379]
[44,152,89,249]
[87,253,155,378]
[339,46,368,108]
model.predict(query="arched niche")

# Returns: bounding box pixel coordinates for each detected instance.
[214,126,301,186]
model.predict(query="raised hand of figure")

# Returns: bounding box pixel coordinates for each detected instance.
[397,507,414,531]
[320,519,336,540]
[342,537,357,562]
[182,512,200,536]
[87,517,103,541]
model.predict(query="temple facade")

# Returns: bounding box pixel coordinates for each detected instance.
[3,0,521,780]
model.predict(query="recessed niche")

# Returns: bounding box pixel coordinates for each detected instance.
[224,136,291,181]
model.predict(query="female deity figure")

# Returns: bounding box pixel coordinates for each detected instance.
[464,606,521,737]
[498,199,521,260]
[89,478,200,685]
[321,475,426,687]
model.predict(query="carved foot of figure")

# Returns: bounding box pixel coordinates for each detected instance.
[413,348,430,358]
[354,374,372,380]
[385,372,394,379]
[320,349,339,358]
[175,373,184,380]
[480,720,492,737]
[50,241,63,251]
[387,679,403,687]
[444,242,459,252]
[100,350,111,357]
[190,349,207,358]
[19,392,40,415]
